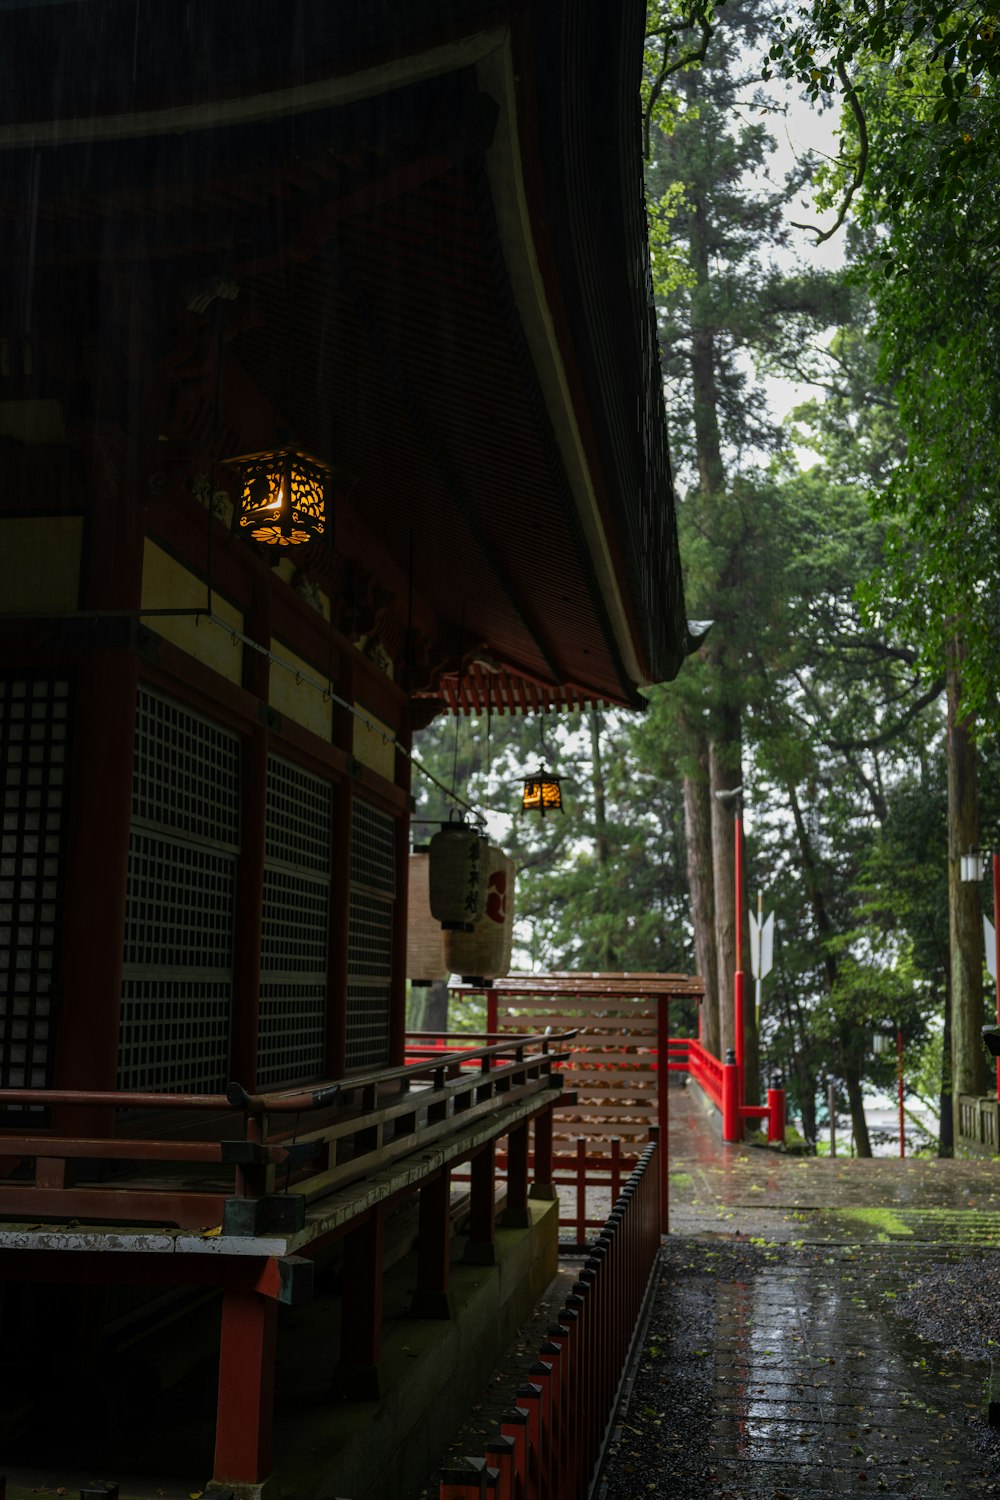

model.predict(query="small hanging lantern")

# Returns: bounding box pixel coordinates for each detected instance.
[228,446,330,547]
[960,848,989,883]
[521,765,563,816]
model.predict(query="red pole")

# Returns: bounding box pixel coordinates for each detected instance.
[994,853,1000,1102]
[734,809,746,1101]
[898,1028,905,1160]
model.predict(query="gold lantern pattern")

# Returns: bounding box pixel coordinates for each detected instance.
[428,819,488,932]
[521,766,563,816]
[229,446,329,547]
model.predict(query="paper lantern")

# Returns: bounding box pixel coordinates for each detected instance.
[428,819,488,932]
[229,446,329,547]
[521,765,563,816]
[445,845,515,985]
[407,851,449,984]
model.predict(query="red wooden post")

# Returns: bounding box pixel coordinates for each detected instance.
[500,1407,529,1497]
[466,1142,498,1264]
[994,852,1000,1102]
[766,1083,786,1144]
[610,1135,622,1205]
[575,1137,587,1246]
[656,995,670,1233]
[337,1206,384,1397]
[503,1120,530,1228]
[539,1338,565,1495]
[413,1169,452,1317]
[530,1104,556,1200]
[487,986,498,1037]
[485,1435,516,1500]
[516,1382,543,1500]
[213,1275,278,1483]
[722,1049,742,1143]
[439,1456,488,1499]
[528,1360,554,1497]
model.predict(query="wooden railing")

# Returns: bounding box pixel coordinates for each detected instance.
[958,1093,1000,1156]
[438,1131,662,1500]
[0,1032,573,1233]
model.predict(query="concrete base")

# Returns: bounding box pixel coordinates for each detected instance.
[266,1196,559,1500]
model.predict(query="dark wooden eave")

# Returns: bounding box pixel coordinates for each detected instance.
[0,0,689,713]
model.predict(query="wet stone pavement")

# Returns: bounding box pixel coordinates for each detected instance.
[597,1084,1000,1499]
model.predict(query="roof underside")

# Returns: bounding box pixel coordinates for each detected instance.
[0,0,689,713]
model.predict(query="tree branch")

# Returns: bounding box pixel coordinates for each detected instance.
[790,60,869,245]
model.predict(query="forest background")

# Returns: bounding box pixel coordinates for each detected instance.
[409,0,1000,1157]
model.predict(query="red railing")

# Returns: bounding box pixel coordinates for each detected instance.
[438,1130,662,1500]
[668,1036,725,1110]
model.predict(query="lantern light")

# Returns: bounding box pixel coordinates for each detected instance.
[228,446,330,547]
[521,765,563,816]
[960,848,990,883]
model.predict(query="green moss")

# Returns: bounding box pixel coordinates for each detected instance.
[669,1172,694,1187]
[833,1206,914,1239]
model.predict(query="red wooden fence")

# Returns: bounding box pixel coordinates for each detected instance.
[438,1130,662,1500]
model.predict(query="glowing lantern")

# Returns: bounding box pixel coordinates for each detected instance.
[521,766,563,816]
[229,446,329,547]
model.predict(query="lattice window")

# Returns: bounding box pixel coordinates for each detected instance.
[132,688,240,848]
[257,757,331,1088]
[118,688,238,1093]
[346,799,396,1070]
[0,676,71,1109]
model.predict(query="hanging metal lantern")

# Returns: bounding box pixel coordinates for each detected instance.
[521,765,563,816]
[428,818,488,932]
[228,446,330,547]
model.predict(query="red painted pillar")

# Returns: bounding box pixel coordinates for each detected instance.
[766,1083,786,1144]
[722,1050,742,1143]
[213,1274,278,1484]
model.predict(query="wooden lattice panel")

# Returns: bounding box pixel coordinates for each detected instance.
[488,974,703,1158]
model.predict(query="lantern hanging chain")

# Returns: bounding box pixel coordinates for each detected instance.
[200,609,478,816]
[451,603,465,797]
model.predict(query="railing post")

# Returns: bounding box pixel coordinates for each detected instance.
[530,1104,556,1200]
[656,995,670,1232]
[722,1047,742,1143]
[528,1360,554,1497]
[484,1435,517,1500]
[767,1074,786,1145]
[335,1206,384,1398]
[575,1136,587,1247]
[439,1456,488,1499]
[502,1120,530,1228]
[413,1169,453,1318]
[500,1406,530,1497]
[465,1142,498,1265]
[516,1381,544,1500]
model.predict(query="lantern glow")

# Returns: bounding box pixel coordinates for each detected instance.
[229,446,329,547]
[521,766,563,816]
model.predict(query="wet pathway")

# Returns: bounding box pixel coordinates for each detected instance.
[598,1084,1000,1498]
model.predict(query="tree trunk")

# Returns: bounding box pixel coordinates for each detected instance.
[841,1030,872,1158]
[946,645,986,1141]
[423,977,450,1034]
[683,738,719,1058]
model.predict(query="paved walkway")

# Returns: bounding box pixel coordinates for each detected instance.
[599,1083,1000,1499]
